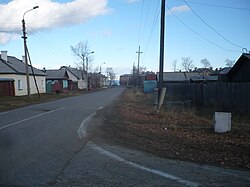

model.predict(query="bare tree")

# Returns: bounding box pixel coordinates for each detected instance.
[225,58,235,67]
[93,66,99,73]
[181,57,194,71]
[70,41,94,78]
[172,59,177,72]
[132,66,147,74]
[106,67,116,85]
[200,58,211,68]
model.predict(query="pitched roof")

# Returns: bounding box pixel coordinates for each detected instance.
[162,72,187,82]
[219,67,231,74]
[60,66,82,79]
[0,55,45,76]
[45,69,68,79]
[228,53,250,75]
[160,72,217,82]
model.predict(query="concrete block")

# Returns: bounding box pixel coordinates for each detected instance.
[213,112,231,133]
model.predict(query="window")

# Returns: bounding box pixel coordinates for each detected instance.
[18,80,23,90]
[41,80,44,89]
[62,80,68,88]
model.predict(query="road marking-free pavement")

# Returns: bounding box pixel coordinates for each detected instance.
[0,107,65,131]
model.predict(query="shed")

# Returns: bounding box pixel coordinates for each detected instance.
[227,53,250,82]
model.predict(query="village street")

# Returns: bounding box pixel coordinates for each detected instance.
[0,87,250,187]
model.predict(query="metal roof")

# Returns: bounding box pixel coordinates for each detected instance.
[60,66,82,79]
[0,55,45,76]
[162,72,187,82]
[45,69,68,79]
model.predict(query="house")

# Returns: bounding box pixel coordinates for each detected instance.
[120,74,133,86]
[145,73,157,81]
[60,66,88,90]
[0,51,46,96]
[101,74,109,87]
[227,53,250,82]
[87,73,109,89]
[212,67,231,81]
[45,69,75,93]
[194,68,214,76]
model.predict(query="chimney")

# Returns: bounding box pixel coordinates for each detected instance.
[22,56,26,64]
[1,51,7,61]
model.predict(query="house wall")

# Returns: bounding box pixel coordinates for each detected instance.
[29,75,46,95]
[66,70,79,82]
[0,74,46,96]
[78,80,87,90]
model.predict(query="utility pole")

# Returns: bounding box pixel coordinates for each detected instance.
[155,0,166,112]
[22,18,31,98]
[136,45,143,90]
[158,0,165,93]
[22,6,39,98]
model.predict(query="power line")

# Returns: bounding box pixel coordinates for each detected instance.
[26,24,71,58]
[142,0,161,61]
[166,5,241,53]
[174,0,250,11]
[137,0,145,46]
[183,0,244,49]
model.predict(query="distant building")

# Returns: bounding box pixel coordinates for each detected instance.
[45,69,74,93]
[60,66,88,90]
[120,74,132,86]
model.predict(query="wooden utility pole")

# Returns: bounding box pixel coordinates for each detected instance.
[22,19,31,98]
[22,6,39,98]
[157,0,166,112]
[158,0,165,92]
[136,45,143,90]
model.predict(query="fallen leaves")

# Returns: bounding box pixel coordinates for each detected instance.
[102,88,250,169]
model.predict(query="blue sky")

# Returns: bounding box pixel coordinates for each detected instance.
[0,0,249,77]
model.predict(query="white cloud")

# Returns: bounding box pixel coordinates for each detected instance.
[0,0,110,44]
[166,5,190,16]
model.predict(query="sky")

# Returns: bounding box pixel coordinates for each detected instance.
[0,0,249,78]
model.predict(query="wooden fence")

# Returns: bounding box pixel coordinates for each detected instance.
[164,82,250,114]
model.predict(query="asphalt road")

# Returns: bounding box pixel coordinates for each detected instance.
[0,87,250,187]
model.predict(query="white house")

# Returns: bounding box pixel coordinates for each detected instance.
[0,51,46,96]
[60,66,88,90]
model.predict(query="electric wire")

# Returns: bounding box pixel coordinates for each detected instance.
[142,0,161,62]
[183,0,244,49]
[166,5,241,53]
[26,24,71,58]
[137,0,145,46]
[174,0,250,11]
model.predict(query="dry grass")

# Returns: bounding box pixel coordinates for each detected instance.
[0,93,74,112]
[102,88,250,169]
